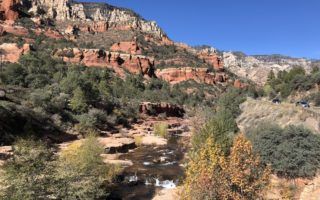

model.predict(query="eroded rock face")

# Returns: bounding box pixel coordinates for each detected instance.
[110,41,142,55]
[223,52,312,86]
[0,0,20,21]
[54,48,155,78]
[156,67,223,85]
[0,43,30,62]
[139,102,185,118]
[29,0,170,41]
[197,48,224,71]
[0,23,28,36]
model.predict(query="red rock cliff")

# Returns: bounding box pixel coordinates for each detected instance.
[0,0,20,21]
[155,67,227,85]
[54,48,155,78]
[110,41,142,55]
[0,43,30,62]
[197,48,224,71]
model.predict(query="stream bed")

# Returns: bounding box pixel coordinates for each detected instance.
[107,136,186,200]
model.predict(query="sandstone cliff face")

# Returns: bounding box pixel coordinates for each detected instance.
[0,43,30,62]
[110,41,142,55]
[155,67,227,85]
[29,0,170,41]
[223,52,312,86]
[0,0,20,21]
[54,48,155,78]
[197,48,224,71]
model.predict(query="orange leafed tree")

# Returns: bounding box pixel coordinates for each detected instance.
[226,134,271,200]
[183,134,270,200]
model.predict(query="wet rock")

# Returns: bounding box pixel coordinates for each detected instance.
[98,137,136,154]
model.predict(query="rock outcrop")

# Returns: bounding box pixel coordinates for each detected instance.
[0,23,63,39]
[223,52,312,86]
[110,40,142,55]
[0,43,30,62]
[139,102,185,118]
[197,48,224,71]
[0,23,28,35]
[0,0,20,21]
[54,48,155,78]
[28,0,170,42]
[233,79,247,89]
[156,67,227,85]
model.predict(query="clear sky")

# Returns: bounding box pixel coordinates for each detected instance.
[82,0,320,59]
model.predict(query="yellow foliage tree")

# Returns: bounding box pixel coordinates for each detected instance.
[226,134,271,200]
[182,137,229,200]
[182,134,271,200]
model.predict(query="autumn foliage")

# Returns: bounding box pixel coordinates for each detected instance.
[183,134,270,200]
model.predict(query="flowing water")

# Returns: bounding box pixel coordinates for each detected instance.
[107,136,186,200]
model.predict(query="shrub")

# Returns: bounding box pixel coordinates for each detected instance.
[69,87,88,113]
[54,134,121,199]
[216,88,245,118]
[309,92,320,106]
[0,139,53,199]
[0,63,27,86]
[248,123,320,178]
[183,134,270,200]
[154,122,168,138]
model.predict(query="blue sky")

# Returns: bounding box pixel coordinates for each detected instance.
[82,0,320,59]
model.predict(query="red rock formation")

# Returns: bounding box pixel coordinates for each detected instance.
[0,0,20,21]
[139,102,185,117]
[0,24,5,35]
[78,21,109,33]
[54,48,155,78]
[234,79,248,89]
[0,23,28,36]
[34,28,63,39]
[198,49,224,71]
[0,43,30,62]
[0,23,63,39]
[215,73,228,83]
[144,34,174,46]
[110,41,142,55]
[156,67,218,85]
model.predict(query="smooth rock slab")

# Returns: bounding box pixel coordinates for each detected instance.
[98,137,136,154]
[141,135,167,146]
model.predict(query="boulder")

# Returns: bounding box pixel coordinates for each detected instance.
[98,137,136,154]
[0,89,6,99]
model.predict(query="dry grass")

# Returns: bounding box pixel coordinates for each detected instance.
[237,98,320,134]
[154,122,169,138]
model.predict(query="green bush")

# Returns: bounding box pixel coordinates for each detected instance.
[248,123,320,178]
[0,139,53,199]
